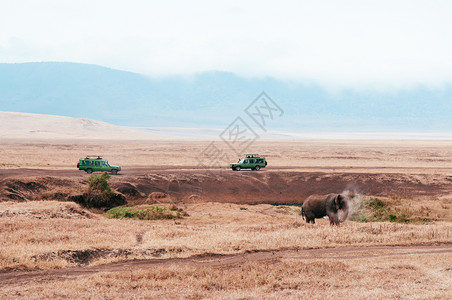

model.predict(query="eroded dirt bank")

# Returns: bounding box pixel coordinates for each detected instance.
[1,169,452,204]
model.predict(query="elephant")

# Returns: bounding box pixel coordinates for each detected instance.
[301,193,349,225]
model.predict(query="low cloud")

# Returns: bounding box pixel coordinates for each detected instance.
[1,1,452,89]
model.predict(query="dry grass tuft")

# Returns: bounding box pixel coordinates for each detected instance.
[0,201,96,219]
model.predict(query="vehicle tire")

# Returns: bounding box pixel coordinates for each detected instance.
[86,168,93,174]
[235,166,241,171]
[255,165,260,171]
[111,169,118,175]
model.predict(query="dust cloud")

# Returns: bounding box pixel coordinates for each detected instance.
[341,188,366,221]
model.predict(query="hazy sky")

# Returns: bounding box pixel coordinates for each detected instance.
[1,0,451,88]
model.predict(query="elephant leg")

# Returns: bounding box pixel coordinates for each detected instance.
[329,215,339,225]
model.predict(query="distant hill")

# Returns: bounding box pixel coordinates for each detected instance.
[1,62,452,133]
[0,111,167,140]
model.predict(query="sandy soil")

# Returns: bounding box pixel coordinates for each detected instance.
[0,111,167,140]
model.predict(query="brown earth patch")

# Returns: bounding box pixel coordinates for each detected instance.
[1,170,452,205]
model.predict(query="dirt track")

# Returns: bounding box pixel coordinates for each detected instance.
[1,244,450,286]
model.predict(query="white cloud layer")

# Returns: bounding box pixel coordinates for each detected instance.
[1,0,452,88]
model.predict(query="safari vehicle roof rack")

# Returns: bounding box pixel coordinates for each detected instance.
[86,155,103,159]
[245,154,260,158]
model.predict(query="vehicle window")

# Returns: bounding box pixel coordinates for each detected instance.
[249,159,255,163]
[102,162,106,166]
[244,160,248,164]
[95,161,100,166]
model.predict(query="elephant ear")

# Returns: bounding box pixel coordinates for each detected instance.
[336,194,347,210]
[335,194,343,210]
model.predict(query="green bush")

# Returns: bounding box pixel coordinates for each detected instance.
[352,197,414,224]
[68,172,126,210]
[366,197,385,208]
[388,214,397,222]
[87,172,112,199]
[107,204,189,220]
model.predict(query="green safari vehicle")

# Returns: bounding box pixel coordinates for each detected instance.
[77,155,121,175]
[230,154,267,171]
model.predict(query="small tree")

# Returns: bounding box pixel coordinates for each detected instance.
[69,172,125,209]
[87,172,112,199]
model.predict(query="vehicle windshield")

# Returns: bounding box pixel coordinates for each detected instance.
[238,159,245,163]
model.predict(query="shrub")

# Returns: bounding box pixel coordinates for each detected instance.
[87,172,112,199]
[68,193,126,210]
[68,172,126,210]
[388,214,397,222]
[367,197,385,208]
[352,197,416,224]
[107,204,189,220]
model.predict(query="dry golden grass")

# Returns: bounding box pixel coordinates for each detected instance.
[1,252,450,299]
[1,201,451,271]
[0,201,96,219]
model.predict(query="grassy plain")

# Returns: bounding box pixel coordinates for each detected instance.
[2,139,452,174]
[0,200,451,268]
[0,200,451,299]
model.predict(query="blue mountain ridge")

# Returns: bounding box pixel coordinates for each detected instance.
[1,62,451,132]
